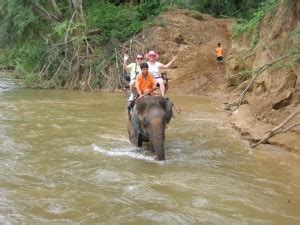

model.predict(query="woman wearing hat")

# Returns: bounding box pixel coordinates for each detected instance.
[146,50,176,96]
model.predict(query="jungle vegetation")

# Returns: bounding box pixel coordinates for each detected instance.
[0,0,277,90]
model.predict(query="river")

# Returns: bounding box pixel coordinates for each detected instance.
[0,73,299,224]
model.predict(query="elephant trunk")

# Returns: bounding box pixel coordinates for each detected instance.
[149,121,166,160]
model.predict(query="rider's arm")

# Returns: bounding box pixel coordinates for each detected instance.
[124,62,131,71]
[150,74,157,90]
[159,55,177,69]
[123,54,130,70]
[136,76,142,96]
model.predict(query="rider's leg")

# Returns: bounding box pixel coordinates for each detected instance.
[129,80,136,101]
[156,78,165,96]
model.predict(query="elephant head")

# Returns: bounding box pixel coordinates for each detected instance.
[127,96,173,160]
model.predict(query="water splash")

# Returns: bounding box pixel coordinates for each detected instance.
[91,144,157,162]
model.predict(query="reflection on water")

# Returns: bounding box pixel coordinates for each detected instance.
[0,75,300,224]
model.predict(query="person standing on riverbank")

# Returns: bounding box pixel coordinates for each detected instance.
[123,53,144,101]
[215,43,224,69]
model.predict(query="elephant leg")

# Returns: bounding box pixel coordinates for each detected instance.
[137,133,143,147]
[165,99,173,124]
[150,142,155,153]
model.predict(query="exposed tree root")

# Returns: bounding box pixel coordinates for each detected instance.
[251,109,300,148]
[226,50,300,111]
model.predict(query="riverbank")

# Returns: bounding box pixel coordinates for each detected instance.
[149,7,299,153]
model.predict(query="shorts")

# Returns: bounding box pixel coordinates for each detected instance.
[217,56,224,63]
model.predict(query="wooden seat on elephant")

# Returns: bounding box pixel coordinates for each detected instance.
[161,72,169,93]
[124,72,169,100]
[156,72,169,93]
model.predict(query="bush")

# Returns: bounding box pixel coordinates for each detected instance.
[232,0,279,49]
[8,40,46,74]
[137,0,166,20]
[86,2,144,42]
[233,0,279,38]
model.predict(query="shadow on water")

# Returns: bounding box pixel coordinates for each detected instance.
[0,75,299,224]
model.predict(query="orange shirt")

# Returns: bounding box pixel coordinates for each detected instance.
[216,47,224,57]
[136,73,156,94]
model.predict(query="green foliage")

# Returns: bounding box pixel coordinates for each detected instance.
[53,21,69,38]
[238,68,252,82]
[86,2,145,42]
[251,31,260,49]
[233,0,279,38]
[0,0,285,90]
[195,0,236,17]
[189,0,266,18]
[8,40,46,73]
[137,0,166,20]
[0,51,6,66]
[0,0,41,46]
[23,72,39,87]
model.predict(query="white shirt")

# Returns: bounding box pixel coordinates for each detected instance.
[147,62,163,78]
[127,63,141,80]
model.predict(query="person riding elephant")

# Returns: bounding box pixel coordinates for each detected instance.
[127,95,173,160]
[146,50,176,96]
[135,62,157,100]
[123,53,144,101]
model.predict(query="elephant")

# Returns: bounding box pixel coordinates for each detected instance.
[127,95,173,160]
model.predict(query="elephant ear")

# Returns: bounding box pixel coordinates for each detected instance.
[165,99,173,124]
[135,99,150,128]
[135,98,148,115]
[158,97,167,110]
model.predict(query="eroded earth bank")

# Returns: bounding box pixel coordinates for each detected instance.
[141,1,299,152]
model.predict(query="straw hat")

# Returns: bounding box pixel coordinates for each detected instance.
[145,50,159,59]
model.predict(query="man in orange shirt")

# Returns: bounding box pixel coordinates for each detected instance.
[136,63,157,99]
[215,42,224,69]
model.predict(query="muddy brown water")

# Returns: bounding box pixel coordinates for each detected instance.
[0,74,300,224]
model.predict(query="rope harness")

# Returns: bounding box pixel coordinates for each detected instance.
[128,104,149,139]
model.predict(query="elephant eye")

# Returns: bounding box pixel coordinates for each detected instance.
[142,117,149,126]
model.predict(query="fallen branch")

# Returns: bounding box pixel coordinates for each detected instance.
[251,109,300,148]
[49,0,64,20]
[87,28,102,36]
[64,9,78,59]
[231,50,300,111]
[224,70,252,79]
[31,2,62,22]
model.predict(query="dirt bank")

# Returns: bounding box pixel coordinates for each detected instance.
[225,0,300,152]
[142,3,299,152]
